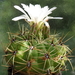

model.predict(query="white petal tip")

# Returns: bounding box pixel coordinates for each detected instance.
[50,7,57,11]
[54,7,57,9]
[12,17,20,21]
[12,18,17,21]
[21,3,24,5]
[14,5,18,8]
[58,17,63,19]
[52,17,63,19]
[44,22,50,28]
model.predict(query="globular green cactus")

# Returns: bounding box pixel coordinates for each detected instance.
[4,25,71,75]
[4,3,72,75]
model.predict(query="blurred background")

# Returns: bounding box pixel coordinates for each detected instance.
[0,0,75,75]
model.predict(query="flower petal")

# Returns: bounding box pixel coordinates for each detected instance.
[12,15,27,21]
[21,3,35,22]
[48,17,63,19]
[49,7,57,12]
[37,6,49,22]
[21,3,29,12]
[45,7,57,16]
[35,4,41,9]
[14,4,31,21]
[44,22,50,28]
[14,5,26,14]
[43,16,51,22]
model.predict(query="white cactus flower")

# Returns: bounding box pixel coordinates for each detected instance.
[12,3,63,28]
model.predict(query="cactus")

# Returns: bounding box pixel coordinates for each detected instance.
[4,25,71,75]
[4,3,72,75]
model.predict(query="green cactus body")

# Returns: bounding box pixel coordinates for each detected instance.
[4,28,71,75]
